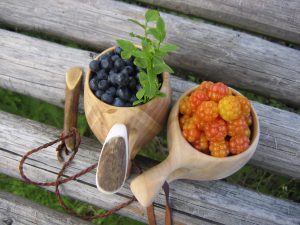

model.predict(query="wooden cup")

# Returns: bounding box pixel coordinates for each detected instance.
[84,46,172,175]
[130,87,260,207]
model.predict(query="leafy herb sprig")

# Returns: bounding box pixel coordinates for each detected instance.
[117,9,177,105]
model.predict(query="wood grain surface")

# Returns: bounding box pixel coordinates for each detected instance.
[0,0,299,106]
[0,191,91,225]
[137,0,300,44]
[0,111,299,225]
[0,29,299,179]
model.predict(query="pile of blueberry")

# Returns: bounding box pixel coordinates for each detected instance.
[89,47,141,107]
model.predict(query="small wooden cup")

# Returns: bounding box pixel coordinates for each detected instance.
[84,46,172,175]
[131,87,260,207]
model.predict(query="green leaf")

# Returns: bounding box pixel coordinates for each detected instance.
[116,39,135,51]
[133,99,144,106]
[145,9,160,22]
[156,17,166,42]
[128,19,145,29]
[134,58,147,68]
[131,49,145,58]
[136,88,145,99]
[138,71,148,86]
[153,56,164,66]
[153,63,174,74]
[147,28,161,41]
[160,43,177,53]
[121,50,131,59]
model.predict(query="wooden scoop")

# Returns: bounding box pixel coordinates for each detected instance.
[59,67,82,160]
[96,124,128,194]
[130,87,260,207]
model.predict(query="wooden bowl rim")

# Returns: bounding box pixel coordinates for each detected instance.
[85,46,169,110]
[172,85,260,161]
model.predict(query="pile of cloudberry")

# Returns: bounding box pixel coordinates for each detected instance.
[89,47,144,107]
[179,81,253,157]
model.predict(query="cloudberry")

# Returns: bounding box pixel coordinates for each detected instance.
[236,95,251,116]
[179,114,190,129]
[189,89,209,112]
[245,115,253,126]
[182,118,201,143]
[218,96,242,121]
[209,140,229,157]
[228,117,248,137]
[204,118,228,141]
[192,115,207,131]
[207,82,230,102]
[245,127,251,138]
[192,132,209,153]
[195,101,219,122]
[229,135,250,154]
[179,96,192,116]
[198,81,214,94]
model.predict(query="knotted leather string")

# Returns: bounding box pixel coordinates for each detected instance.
[19,128,172,224]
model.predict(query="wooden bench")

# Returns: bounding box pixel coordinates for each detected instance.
[0,0,299,224]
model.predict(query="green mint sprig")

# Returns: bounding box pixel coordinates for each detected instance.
[117,9,177,105]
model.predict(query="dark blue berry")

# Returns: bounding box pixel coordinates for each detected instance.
[101,93,114,104]
[113,97,125,107]
[114,58,125,72]
[111,54,120,62]
[124,57,134,66]
[136,84,142,91]
[124,66,134,75]
[89,60,100,72]
[124,102,132,107]
[117,87,131,101]
[95,90,104,98]
[98,80,109,91]
[114,47,122,55]
[129,95,138,104]
[106,86,116,96]
[108,72,118,85]
[128,76,137,90]
[97,69,108,80]
[115,73,129,87]
[101,58,112,71]
[89,78,98,91]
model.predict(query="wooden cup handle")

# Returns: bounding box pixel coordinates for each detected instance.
[63,67,83,151]
[130,157,177,207]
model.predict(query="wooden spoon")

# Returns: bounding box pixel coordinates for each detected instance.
[130,87,260,207]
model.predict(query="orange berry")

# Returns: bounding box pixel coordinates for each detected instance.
[179,96,192,116]
[204,118,228,141]
[218,96,242,121]
[189,89,209,112]
[192,115,207,131]
[245,114,253,126]
[209,140,230,157]
[179,114,190,129]
[236,95,251,116]
[228,117,248,137]
[207,82,230,102]
[182,118,201,143]
[195,101,219,122]
[192,132,209,153]
[229,135,250,154]
[198,81,214,94]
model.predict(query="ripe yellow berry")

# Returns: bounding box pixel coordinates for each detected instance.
[218,96,242,121]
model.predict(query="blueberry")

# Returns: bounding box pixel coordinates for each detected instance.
[124,102,132,107]
[115,73,129,87]
[98,80,109,91]
[111,54,120,62]
[114,47,122,55]
[89,78,98,91]
[124,66,134,75]
[136,84,142,91]
[89,60,100,72]
[117,87,131,101]
[129,95,138,103]
[114,58,125,71]
[101,58,113,71]
[124,57,134,66]
[113,97,125,107]
[136,67,142,73]
[108,72,118,85]
[97,69,108,80]
[128,76,137,90]
[101,93,114,104]
[106,86,116,96]
[95,90,104,99]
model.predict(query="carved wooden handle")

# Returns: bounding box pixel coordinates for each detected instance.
[64,67,83,151]
[130,157,178,207]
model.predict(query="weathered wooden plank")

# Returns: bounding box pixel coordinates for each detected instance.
[136,0,300,45]
[0,111,299,225]
[0,0,299,106]
[0,191,91,225]
[0,29,299,179]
